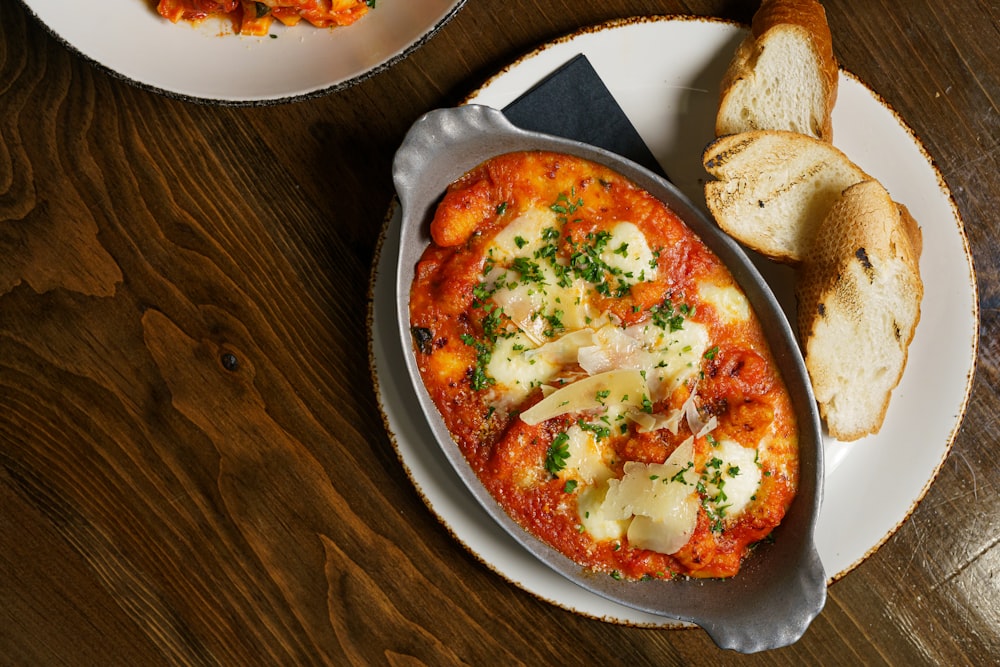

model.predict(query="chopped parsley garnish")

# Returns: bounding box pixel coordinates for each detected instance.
[705,503,728,534]
[670,461,694,484]
[460,334,495,391]
[479,303,504,342]
[550,190,584,216]
[545,432,571,475]
[649,248,661,269]
[541,309,564,338]
[472,281,494,303]
[650,299,686,332]
[577,419,610,441]
[696,457,736,534]
[511,256,545,284]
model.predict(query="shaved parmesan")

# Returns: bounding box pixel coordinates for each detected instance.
[519,369,648,426]
[600,439,699,555]
[682,389,709,436]
[578,324,644,375]
[577,321,709,402]
[627,407,684,434]
[524,328,595,365]
[577,484,630,541]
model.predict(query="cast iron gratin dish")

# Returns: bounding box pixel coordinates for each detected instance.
[391,105,826,653]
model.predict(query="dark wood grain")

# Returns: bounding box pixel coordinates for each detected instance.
[2,0,998,664]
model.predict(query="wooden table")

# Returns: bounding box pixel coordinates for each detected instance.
[2,1,997,663]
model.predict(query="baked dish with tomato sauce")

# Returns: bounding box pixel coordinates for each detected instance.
[157,0,371,36]
[408,151,799,581]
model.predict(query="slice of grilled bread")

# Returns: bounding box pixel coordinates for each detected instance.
[796,180,923,441]
[716,0,838,141]
[703,130,869,264]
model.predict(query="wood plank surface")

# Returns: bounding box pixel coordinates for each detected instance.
[2,0,998,664]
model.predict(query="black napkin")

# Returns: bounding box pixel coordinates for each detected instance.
[502,54,666,179]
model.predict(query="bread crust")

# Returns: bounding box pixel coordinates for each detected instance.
[796,180,923,440]
[717,0,839,141]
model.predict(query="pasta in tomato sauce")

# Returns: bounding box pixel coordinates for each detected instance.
[408,151,800,581]
[157,0,371,36]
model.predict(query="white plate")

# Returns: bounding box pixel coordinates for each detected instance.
[369,16,979,626]
[20,0,466,104]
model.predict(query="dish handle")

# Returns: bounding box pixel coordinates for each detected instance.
[698,543,827,653]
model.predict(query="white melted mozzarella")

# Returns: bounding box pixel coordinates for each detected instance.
[486,332,561,408]
[705,438,763,519]
[577,484,630,541]
[489,206,557,259]
[559,422,615,486]
[599,222,658,282]
[698,282,750,324]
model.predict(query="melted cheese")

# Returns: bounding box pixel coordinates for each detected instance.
[698,281,750,324]
[559,422,615,485]
[600,222,658,281]
[485,332,560,407]
[489,206,559,259]
[577,484,630,541]
[708,438,763,519]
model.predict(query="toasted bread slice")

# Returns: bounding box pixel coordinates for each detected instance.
[703,130,869,264]
[716,0,838,141]
[796,180,923,441]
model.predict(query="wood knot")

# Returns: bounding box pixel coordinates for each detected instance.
[220,352,240,372]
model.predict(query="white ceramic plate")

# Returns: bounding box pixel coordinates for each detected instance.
[20,0,465,104]
[369,16,979,626]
